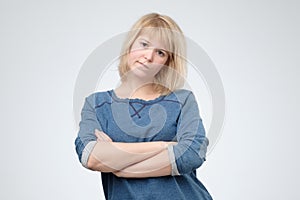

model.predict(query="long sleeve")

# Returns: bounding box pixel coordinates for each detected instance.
[75,94,101,168]
[169,91,209,175]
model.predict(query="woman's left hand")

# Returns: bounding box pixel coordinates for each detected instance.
[94,129,113,142]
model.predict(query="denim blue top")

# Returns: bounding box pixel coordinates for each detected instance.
[75,89,212,200]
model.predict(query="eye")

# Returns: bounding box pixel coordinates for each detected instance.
[156,50,166,57]
[140,41,149,48]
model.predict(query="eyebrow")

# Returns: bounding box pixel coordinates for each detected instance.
[138,38,150,44]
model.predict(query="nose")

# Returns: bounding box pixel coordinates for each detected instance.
[143,48,154,62]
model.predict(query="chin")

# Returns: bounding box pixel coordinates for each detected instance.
[130,68,153,81]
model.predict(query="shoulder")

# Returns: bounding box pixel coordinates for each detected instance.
[169,89,195,104]
[85,90,113,108]
[173,89,193,97]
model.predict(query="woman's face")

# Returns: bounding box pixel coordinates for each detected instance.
[127,33,169,81]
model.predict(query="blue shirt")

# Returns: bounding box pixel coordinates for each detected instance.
[75,89,213,200]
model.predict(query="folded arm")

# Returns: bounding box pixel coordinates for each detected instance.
[88,138,170,172]
[75,91,209,178]
[112,147,172,178]
[74,94,175,175]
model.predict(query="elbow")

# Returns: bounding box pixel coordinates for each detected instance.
[86,155,103,171]
[173,139,208,175]
[86,154,97,170]
[176,150,206,175]
[86,153,117,173]
[75,139,106,171]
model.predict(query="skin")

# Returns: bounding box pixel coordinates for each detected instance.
[127,34,169,82]
[90,130,177,177]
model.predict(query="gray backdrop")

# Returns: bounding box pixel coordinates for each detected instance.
[1,0,299,199]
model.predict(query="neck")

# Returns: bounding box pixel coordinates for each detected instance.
[115,77,159,99]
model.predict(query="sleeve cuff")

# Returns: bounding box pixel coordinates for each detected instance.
[81,141,97,168]
[167,145,180,176]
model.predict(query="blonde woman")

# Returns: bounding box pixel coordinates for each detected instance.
[75,13,213,200]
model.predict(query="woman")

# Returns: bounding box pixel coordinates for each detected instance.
[75,13,213,200]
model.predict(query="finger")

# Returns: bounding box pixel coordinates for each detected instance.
[95,129,105,141]
[95,129,112,142]
[94,129,101,139]
[99,131,113,142]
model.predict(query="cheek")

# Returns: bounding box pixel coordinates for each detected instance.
[152,57,168,73]
[126,54,133,66]
[127,51,140,66]
[128,50,141,60]
[155,56,168,65]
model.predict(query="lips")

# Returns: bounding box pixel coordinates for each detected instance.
[137,61,149,69]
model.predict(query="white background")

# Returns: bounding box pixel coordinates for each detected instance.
[1,0,299,199]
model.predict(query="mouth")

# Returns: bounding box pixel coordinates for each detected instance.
[137,61,149,69]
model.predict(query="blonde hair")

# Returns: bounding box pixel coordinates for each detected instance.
[118,13,187,95]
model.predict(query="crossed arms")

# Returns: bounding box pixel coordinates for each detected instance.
[75,91,208,178]
[87,129,176,178]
